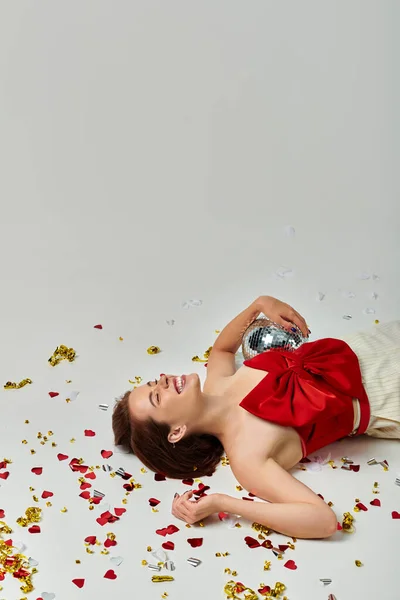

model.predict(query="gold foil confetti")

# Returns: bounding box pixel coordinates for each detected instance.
[4,378,32,390]
[151,576,174,583]
[70,438,76,443]
[355,560,363,567]
[60,507,68,513]
[147,546,152,552]
[24,420,29,424]
[264,560,271,570]
[252,522,272,536]
[66,380,72,383]
[46,502,52,507]
[76,560,81,564]
[342,512,355,533]
[48,345,76,367]
[29,487,34,492]
[16,506,42,528]
[215,330,221,334]
[142,560,148,566]
[119,337,124,341]
[147,346,161,355]
[22,440,28,444]
[235,485,243,491]
[30,450,35,455]
[375,319,380,324]
[141,467,147,474]
[231,570,238,577]
[192,346,212,362]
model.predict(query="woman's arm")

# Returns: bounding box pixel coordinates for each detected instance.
[223,457,337,539]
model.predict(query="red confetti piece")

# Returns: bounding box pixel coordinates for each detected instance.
[41,491,53,499]
[182,478,194,486]
[96,511,120,526]
[391,511,400,519]
[149,498,161,507]
[80,482,91,490]
[0,461,8,469]
[162,541,175,550]
[244,536,261,549]
[193,483,210,496]
[284,560,297,570]
[84,536,97,545]
[104,569,117,580]
[114,508,126,516]
[279,544,289,552]
[156,524,180,537]
[317,494,324,500]
[218,512,229,520]
[258,586,271,595]
[187,537,203,548]
[337,522,343,531]
[370,499,381,507]
[48,391,59,398]
[154,473,166,481]
[79,491,91,500]
[248,492,256,497]
[69,458,88,473]
[94,324,103,329]
[3,539,12,546]
[85,472,96,480]
[31,467,43,475]
[101,450,113,459]
[90,496,102,505]
[242,497,254,501]
[234,583,246,593]
[72,579,85,588]
[28,525,41,534]
[299,457,311,463]
[0,472,9,480]
[104,538,117,548]
[84,429,96,437]
[123,482,135,491]
[349,464,360,472]
[0,509,5,518]
[355,502,368,512]
[57,453,69,461]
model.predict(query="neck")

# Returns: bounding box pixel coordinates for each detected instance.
[190,391,237,441]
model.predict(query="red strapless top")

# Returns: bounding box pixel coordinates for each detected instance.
[240,338,370,457]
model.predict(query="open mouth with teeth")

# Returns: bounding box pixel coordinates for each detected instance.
[174,375,186,394]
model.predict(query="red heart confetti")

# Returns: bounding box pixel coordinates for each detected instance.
[279,544,289,552]
[31,467,43,475]
[0,472,9,480]
[349,464,360,472]
[356,502,368,511]
[57,453,68,461]
[114,508,126,516]
[101,450,113,459]
[104,569,117,580]
[337,522,343,531]
[244,536,261,549]
[0,509,5,518]
[84,536,97,545]
[84,429,96,437]
[370,499,381,507]
[41,491,53,499]
[72,579,85,588]
[48,391,59,398]
[96,511,120,526]
[85,472,96,480]
[182,478,194,486]
[80,482,91,490]
[104,538,117,548]
[218,512,229,521]
[69,459,88,474]
[90,496,102,505]
[187,537,203,548]
[28,525,41,534]
[156,524,179,537]
[154,473,166,481]
[79,491,91,500]
[162,541,175,550]
[94,324,103,329]
[0,461,7,469]
[149,497,160,507]
[392,511,400,519]
[284,560,297,570]
[258,586,271,595]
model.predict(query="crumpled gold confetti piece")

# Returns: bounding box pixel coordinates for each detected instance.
[355,560,363,567]
[252,522,272,536]
[147,346,161,355]
[0,518,36,592]
[152,575,174,582]
[48,345,76,367]
[192,346,213,363]
[4,378,32,390]
[342,512,355,533]
[264,560,271,570]
[16,507,42,528]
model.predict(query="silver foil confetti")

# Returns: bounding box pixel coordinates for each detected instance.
[102,464,113,472]
[395,478,400,486]
[93,490,105,498]
[152,548,167,563]
[320,579,332,586]
[343,315,352,320]
[187,557,202,567]
[341,457,353,464]
[115,467,126,477]
[241,317,306,360]
[99,404,109,411]
[164,560,175,571]
[368,458,377,465]
[148,564,161,571]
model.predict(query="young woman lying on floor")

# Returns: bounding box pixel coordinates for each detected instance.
[112,295,400,539]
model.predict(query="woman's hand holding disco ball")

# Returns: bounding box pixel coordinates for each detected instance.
[257,296,310,338]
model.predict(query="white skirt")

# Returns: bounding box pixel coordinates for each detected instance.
[340,321,400,439]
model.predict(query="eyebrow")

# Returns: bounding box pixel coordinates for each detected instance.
[147,381,156,407]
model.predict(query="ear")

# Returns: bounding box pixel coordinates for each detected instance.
[168,425,187,444]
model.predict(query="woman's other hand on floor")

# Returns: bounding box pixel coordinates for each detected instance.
[171,491,222,524]
[257,296,310,338]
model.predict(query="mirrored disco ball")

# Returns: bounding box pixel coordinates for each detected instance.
[242,317,307,360]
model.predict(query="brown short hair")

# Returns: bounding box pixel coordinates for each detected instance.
[112,390,224,479]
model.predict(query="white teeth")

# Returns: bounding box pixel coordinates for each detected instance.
[176,377,183,393]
